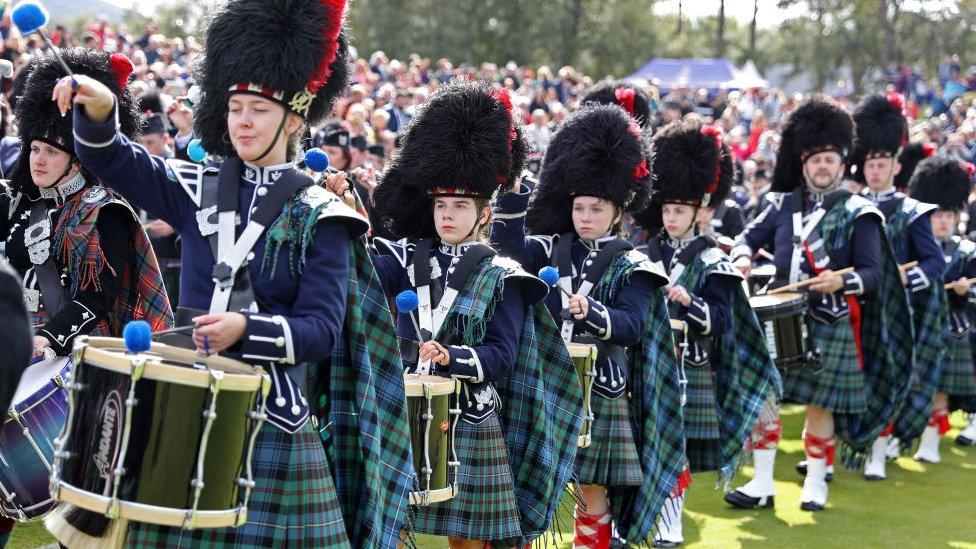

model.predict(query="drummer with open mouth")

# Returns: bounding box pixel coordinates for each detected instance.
[492,103,684,549]
[728,97,912,513]
[0,47,173,544]
[633,121,778,547]
[331,82,579,549]
[49,0,415,546]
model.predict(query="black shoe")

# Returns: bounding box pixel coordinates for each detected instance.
[795,460,833,483]
[724,490,775,509]
[800,500,825,512]
[863,474,886,481]
[956,434,976,446]
[653,540,682,548]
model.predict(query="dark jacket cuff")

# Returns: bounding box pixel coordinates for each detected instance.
[685,295,712,335]
[447,345,483,383]
[72,100,120,149]
[38,300,101,355]
[239,313,295,365]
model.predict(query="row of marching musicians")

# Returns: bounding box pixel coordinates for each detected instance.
[0,5,973,549]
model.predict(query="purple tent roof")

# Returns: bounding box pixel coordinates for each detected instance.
[627,58,739,90]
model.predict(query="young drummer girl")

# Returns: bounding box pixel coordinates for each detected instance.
[493,103,685,548]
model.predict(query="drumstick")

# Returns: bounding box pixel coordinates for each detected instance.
[395,290,427,343]
[152,324,196,337]
[944,277,976,289]
[765,267,855,295]
[899,261,919,271]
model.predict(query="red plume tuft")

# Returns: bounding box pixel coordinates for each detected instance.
[306,0,347,94]
[632,158,649,181]
[964,161,976,180]
[922,142,937,157]
[886,91,906,116]
[615,87,636,117]
[109,53,133,94]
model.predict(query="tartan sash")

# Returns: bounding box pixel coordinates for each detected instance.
[819,197,913,465]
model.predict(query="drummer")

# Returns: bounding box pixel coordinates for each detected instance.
[333,83,578,548]
[51,0,414,545]
[492,103,685,548]
[728,97,912,512]
[0,48,173,543]
[849,94,946,481]
[633,121,778,544]
[907,156,976,462]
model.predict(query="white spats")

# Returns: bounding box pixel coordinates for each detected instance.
[864,435,889,480]
[914,425,942,463]
[800,457,828,511]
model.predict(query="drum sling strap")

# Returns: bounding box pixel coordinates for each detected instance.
[27,203,69,318]
[409,238,495,374]
[553,233,632,342]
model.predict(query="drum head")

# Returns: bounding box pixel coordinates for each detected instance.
[751,264,777,278]
[750,292,807,319]
[403,374,459,397]
[10,357,69,407]
[566,342,597,359]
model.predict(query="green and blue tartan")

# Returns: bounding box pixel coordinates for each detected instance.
[437,258,584,545]
[411,414,522,545]
[584,253,685,545]
[939,330,976,405]
[818,197,913,466]
[125,422,349,548]
[312,240,415,547]
[575,393,643,487]
[884,201,948,448]
[782,316,866,412]
[670,251,779,485]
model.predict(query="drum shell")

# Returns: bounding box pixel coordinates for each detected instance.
[59,360,255,511]
[407,390,452,493]
[567,343,596,448]
[750,293,814,368]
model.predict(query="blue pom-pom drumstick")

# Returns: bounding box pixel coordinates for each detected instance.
[12,1,72,77]
[123,320,152,354]
[187,139,207,163]
[538,266,572,297]
[304,148,330,172]
[395,290,426,343]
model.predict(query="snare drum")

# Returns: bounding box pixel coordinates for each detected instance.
[51,336,271,530]
[566,343,596,448]
[404,374,460,505]
[749,292,820,369]
[0,356,70,521]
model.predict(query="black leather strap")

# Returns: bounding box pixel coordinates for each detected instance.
[28,202,67,317]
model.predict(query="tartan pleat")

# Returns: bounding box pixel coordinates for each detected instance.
[125,422,349,548]
[411,413,522,544]
[575,394,643,487]
[940,336,976,397]
[782,316,867,414]
[683,366,720,439]
[686,438,722,473]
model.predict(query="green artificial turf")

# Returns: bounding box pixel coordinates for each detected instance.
[9,405,975,548]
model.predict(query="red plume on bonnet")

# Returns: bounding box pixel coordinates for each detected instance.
[886,91,906,116]
[306,0,347,94]
[109,53,132,94]
[615,87,636,117]
[700,124,724,194]
[922,142,937,157]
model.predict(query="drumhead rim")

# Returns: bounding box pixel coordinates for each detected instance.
[403,374,459,397]
[566,342,598,359]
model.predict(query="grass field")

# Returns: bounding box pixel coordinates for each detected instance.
[8,405,976,548]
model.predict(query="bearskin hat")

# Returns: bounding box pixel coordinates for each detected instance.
[632,121,734,229]
[525,104,653,236]
[909,155,972,212]
[581,81,651,128]
[371,83,527,239]
[194,0,351,157]
[850,94,908,183]
[12,48,139,192]
[894,142,936,192]
[771,96,854,192]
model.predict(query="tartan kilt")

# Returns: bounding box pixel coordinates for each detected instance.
[125,421,349,548]
[683,364,720,439]
[782,316,867,414]
[411,412,521,544]
[575,394,642,487]
[939,336,976,398]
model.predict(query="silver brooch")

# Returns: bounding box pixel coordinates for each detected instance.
[83,187,107,203]
[196,205,219,236]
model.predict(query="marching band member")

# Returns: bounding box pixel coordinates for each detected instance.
[493,103,685,548]
[340,82,580,549]
[50,0,414,545]
[728,97,912,511]
[635,122,778,543]
[0,48,173,546]
[849,94,945,480]
[908,155,976,462]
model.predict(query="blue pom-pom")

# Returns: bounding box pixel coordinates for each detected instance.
[538,266,560,287]
[395,290,419,313]
[187,139,207,163]
[304,148,330,172]
[11,1,48,35]
[123,320,152,354]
